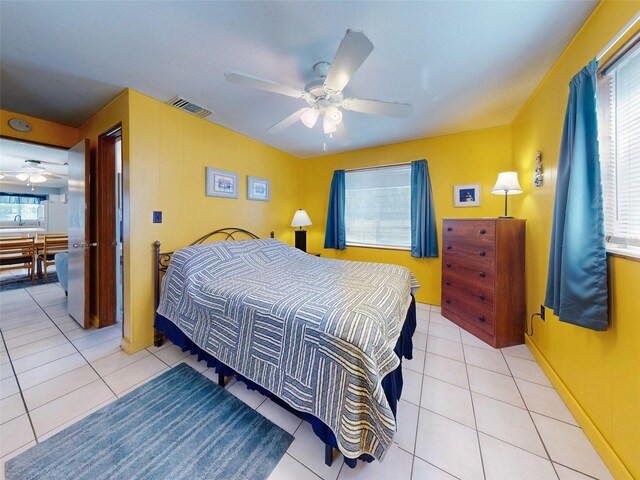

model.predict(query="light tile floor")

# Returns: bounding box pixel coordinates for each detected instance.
[0,277,614,480]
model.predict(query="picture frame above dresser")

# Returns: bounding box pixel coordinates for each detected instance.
[441,218,526,348]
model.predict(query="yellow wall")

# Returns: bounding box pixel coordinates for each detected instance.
[511,2,640,478]
[0,109,79,148]
[301,126,512,305]
[122,90,301,352]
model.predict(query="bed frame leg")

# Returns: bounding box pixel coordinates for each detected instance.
[154,329,163,347]
[325,443,333,467]
[218,370,225,388]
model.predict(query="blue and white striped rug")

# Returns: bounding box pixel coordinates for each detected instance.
[6,363,294,480]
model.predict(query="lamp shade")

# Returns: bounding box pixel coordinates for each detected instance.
[291,209,312,228]
[491,172,522,195]
[301,108,320,128]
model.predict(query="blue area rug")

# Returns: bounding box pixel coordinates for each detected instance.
[0,272,59,291]
[6,363,294,480]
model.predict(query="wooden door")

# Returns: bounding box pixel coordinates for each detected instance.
[68,139,91,328]
[96,132,118,326]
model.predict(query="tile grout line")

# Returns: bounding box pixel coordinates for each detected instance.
[500,348,560,480]
[459,331,487,480]
[407,311,429,480]
[0,318,40,450]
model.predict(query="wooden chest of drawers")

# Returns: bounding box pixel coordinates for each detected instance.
[441,218,526,348]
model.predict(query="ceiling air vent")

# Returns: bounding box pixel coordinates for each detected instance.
[166,96,212,118]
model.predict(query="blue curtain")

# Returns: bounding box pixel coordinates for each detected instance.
[410,160,438,258]
[0,193,46,204]
[544,60,608,331]
[324,170,346,250]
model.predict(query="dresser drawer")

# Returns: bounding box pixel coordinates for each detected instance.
[442,288,495,336]
[443,219,495,244]
[443,241,495,266]
[441,257,495,285]
[442,272,495,305]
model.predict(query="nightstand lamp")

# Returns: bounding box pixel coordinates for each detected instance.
[291,209,312,252]
[491,172,522,218]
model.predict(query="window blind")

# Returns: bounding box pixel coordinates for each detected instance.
[598,41,640,249]
[345,165,411,248]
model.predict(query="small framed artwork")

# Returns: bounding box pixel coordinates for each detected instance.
[453,184,481,207]
[206,167,238,199]
[247,176,270,202]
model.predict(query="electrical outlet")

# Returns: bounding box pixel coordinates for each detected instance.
[152,211,162,224]
[540,304,545,320]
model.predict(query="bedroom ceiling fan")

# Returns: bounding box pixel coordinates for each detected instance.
[0,159,67,187]
[225,29,412,147]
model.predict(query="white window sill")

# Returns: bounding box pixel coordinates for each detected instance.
[606,244,640,261]
[346,242,411,252]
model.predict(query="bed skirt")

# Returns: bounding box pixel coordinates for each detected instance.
[154,296,416,468]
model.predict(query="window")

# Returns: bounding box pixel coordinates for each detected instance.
[0,193,46,224]
[598,38,640,256]
[345,165,411,248]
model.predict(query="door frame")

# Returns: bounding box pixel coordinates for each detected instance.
[95,124,122,328]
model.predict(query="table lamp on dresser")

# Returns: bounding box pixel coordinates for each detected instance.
[491,171,522,218]
[291,209,312,252]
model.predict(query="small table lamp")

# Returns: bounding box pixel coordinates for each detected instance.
[491,172,522,218]
[291,209,312,251]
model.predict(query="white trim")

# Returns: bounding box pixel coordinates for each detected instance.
[606,243,640,261]
[346,242,411,251]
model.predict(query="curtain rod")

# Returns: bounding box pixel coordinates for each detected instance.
[344,161,412,173]
[596,12,640,61]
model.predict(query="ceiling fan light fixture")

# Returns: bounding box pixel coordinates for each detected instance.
[16,173,29,182]
[30,174,47,183]
[300,108,320,128]
[324,105,343,125]
[323,117,337,134]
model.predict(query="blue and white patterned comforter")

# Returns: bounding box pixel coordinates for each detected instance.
[157,238,419,460]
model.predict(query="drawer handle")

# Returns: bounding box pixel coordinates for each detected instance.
[479,271,485,277]
[445,299,451,305]
[479,293,484,300]
[479,250,486,256]
[479,315,485,322]
[446,263,452,268]
[447,227,452,231]
[446,245,452,250]
[445,281,451,286]
[479,229,486,234]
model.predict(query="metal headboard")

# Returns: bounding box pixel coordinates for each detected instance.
[153,228,274,338]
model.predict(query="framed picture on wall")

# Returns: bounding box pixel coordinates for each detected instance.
[206,167,238,199]
[453,184,481,207]
[247,176,270,201]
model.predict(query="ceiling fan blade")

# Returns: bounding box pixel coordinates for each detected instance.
[43,173,66,179]
[342,98,413,118]
[334,122,350,145]
[267,108,308,134]
[324,30,374,93]
[225,71,308,99]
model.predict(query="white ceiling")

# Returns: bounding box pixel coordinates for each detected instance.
[0,1,597,158]
[0,138,68,189]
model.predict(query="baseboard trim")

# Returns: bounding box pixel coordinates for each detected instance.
[525,335,632,480]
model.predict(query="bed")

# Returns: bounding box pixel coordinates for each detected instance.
[153,228,419,467]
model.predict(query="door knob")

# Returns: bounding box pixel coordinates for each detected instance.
[88,243,98,247]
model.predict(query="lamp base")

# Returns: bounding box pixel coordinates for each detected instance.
[295,230,307,252]
[498,216,515,219]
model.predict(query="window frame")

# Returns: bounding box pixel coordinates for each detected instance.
[344,163,412,251]
[597,34,640,261]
